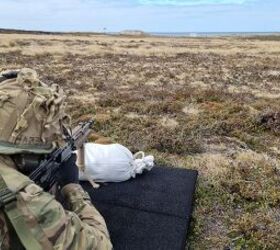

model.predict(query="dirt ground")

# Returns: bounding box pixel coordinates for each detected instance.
[0,32,280,249]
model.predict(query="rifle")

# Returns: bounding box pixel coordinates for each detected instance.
[0,70,19,82]
[29,120,93,191]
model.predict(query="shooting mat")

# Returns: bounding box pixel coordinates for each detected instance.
[81,166,198,250]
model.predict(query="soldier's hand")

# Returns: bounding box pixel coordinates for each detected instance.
[58,153,79,187]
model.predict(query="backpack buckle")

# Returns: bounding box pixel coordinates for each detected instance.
[0,188,16,208]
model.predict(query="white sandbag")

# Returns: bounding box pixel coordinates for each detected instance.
[78,143,154,182]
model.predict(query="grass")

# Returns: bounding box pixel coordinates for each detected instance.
[0,32,279,249]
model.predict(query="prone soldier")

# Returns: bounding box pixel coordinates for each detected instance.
[0,68,112,250]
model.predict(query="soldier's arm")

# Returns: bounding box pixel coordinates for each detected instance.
[0,156,112,250]
[1,181,112,250]
[35,155,112,249]
[61,183,112,249]
[35,183,113,250]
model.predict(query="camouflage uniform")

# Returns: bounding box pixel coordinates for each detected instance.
[0,69,112,250]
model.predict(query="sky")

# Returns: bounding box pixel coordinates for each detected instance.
[0,0,279,32]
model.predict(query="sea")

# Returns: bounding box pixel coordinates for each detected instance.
[149,32,280,37]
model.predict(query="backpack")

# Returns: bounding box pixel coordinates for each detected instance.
[0,68,69,155]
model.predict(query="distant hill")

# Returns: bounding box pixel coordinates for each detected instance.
[119,30,149,36]
[0,28,104,36]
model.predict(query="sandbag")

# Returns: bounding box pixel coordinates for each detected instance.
[78,143,154,182]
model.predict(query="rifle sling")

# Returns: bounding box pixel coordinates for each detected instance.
[0,175,43,250]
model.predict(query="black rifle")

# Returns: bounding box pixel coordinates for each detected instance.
[0,70,19,82]
[2,70,19,79]
[29,120,93,191]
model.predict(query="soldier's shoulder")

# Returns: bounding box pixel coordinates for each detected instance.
[0,156,32,192]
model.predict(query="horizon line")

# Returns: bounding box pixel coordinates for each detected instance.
[0,27,279,34]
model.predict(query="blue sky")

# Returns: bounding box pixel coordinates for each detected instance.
[0,0,279,32]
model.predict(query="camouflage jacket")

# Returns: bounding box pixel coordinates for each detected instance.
[0,155,112,250]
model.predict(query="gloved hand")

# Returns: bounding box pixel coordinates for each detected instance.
[58,153,79,187]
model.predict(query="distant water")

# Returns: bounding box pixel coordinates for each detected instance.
[149,32,280,37]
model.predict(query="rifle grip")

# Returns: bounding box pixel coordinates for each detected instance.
[76,145,85,171]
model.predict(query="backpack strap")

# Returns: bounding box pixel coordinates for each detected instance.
[0,175,43,250]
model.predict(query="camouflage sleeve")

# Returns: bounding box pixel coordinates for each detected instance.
[0,213,9,250]
[40,183,113,250]
[31,184,112,249]
[61,183,113,249]
[1,182,112,250]
[0,156,112,250]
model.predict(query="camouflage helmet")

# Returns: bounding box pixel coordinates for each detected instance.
[0,68,69,154]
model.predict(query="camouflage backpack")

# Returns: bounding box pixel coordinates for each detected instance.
[0,68,69,155]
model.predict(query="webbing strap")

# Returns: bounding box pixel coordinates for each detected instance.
[0,176,16,209]
[0,175,43,250]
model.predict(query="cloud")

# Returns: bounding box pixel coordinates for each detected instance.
[138,0,254,6]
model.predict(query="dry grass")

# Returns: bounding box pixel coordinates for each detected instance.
[0,32,280,249]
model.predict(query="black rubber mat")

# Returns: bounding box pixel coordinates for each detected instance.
[81,166,198,250]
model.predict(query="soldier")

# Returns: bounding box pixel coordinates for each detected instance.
[0,68,112,249]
